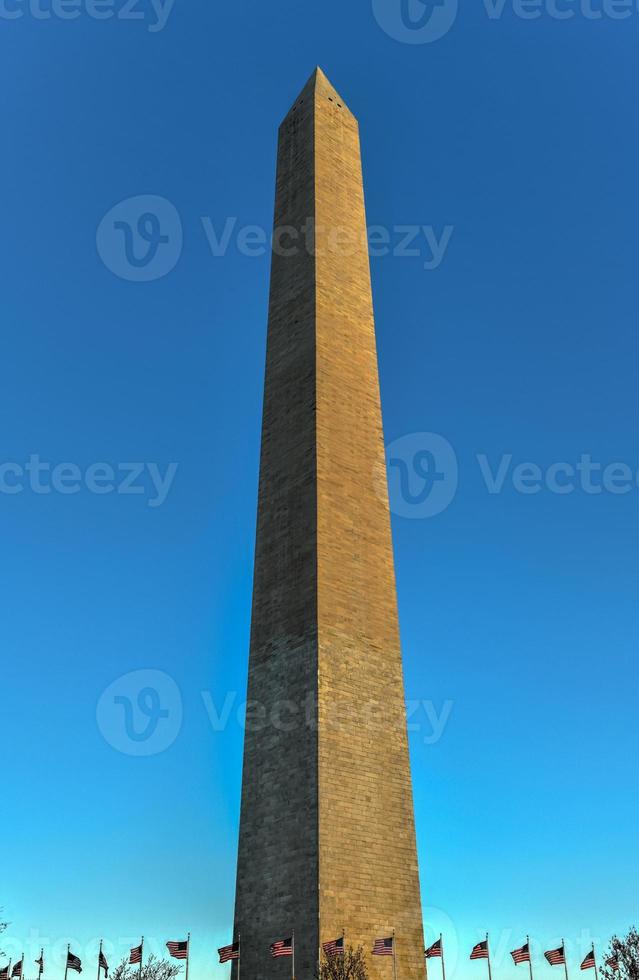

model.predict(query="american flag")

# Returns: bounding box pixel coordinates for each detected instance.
[99,952,109,977]
[270,939,293,958]
[67,953,82,974]
[0,968,9,980]
[606,959,619,972]
[545,947,566,966]
[471,942,489,961]
[129,947,142,966]
[323,937,344,957]
[512,944,531,965]
[35,954,44,977]
[581,953,596,972]
[373,938,394,957]
[11,962,22,978]
[426,940,443,959]
[166,943,188,961]
[218,943,240,964]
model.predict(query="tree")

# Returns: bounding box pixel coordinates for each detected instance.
[601,927,639,980]
[317,946,369,980]
[0,908,8,959]
[111,956,182,980]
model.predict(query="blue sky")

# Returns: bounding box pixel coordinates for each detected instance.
[1,1,638,978]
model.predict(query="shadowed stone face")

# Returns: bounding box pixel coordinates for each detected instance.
[233,67,426,980]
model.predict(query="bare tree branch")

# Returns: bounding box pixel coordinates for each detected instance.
[317,946,370,980]
[601,927,639,980]
[110,955,182,980]
[0,908,8,960]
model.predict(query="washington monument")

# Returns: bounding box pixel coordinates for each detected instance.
[233,68,426,979]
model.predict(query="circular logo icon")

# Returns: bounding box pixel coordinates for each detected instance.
[96,195,183,282]
[385,432,458,519]
[372,0,458,44]
[96,669,183,756]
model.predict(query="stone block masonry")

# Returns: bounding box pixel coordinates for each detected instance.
[233,67,426,980]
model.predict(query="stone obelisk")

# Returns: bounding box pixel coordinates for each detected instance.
[233,68,426,980]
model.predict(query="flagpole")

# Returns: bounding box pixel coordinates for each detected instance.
[393,930,397,980]
[185,934,190,980]
[593,945,598,980]
[97,942,102,980]
[487,935,493,980]
[441,935,447,980]
[528,937,534,980]
[139,938,144,980]
[41,949,45,980]
[237,934,240,980]
[64,946,69,980]
[563,941,568,980]
[292,932,295,980]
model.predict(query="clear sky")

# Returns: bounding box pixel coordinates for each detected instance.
[1,1,637,979]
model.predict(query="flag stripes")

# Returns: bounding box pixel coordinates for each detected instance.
[512,943,532,965]
[129,947,142,966]
[373,937,394,956]
[546,947,566,966]
[270,938,293,958]
[67,953,82,974]
[322,938,344,957]
[471,941,489,961]
[218,943,240,964]
[166,943,188,961]
[426,939,443,959]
